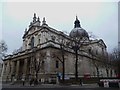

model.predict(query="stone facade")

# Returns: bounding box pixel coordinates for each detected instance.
[2,13,116,83]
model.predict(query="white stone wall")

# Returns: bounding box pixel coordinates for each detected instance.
[20,23,114,79]
[65,53,75,75]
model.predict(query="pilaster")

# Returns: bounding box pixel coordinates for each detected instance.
[16,60,20,79]
[11,61,15,75]
[23,58,28,79]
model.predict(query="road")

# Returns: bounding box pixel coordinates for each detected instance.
[1,88,120,90]
[1,83,120,90]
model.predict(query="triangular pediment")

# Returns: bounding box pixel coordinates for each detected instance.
[98,39,107,48]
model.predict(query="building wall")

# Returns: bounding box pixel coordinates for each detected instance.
[3,46,115,82]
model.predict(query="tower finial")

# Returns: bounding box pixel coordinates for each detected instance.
[74,16,81,28]
[33,13,37,22]
[76,15,78,20]
[42,17,46,24]
[34,13,36,17]
[25,28,27,33]
[37,17,40,22]
[42,17,48,26]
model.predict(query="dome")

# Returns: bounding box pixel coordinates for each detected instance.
[69,16,89,39]
[69,27,89,38]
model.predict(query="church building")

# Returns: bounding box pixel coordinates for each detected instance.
[2,13,115,83]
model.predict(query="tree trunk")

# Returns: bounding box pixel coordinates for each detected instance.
[61,45,65,82]
[75,49,78,81]
[110,69,112,77]
[35,71,38,85]
[106,68,109,77]
[62,58,65,82]
[96,67,99,78]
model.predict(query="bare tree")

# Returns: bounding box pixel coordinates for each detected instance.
[69,26,100,81]
[101,54,110,77]
[0,40,7,77]
[0,40,8,61]
[53,34,66,82]
[89,49,101,77]
[110,47,120,78]
[88,44,110,78]
[88,32,99,40]
[30,48,45,84]
[52,50,66,82]
[107,53,116,77]
[89,48,117,78]
[70,36,88,81]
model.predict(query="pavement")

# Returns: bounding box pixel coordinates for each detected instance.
[0,77,120,89]
[1,83,120,90]
[1,81,120,89]
[2,83,100,88]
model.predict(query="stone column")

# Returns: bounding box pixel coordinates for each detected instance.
[5,62,9,81]
[16,60,20,79]
[10,61,15,82]
[46,50,51,73]
[2,63,6,81]
[4,61,11,82]
[30,57,34,79]
[23,58,28,79]
[11,61,15,75]
[7,62,11,81]
[2,63,6,75]
[6,62,9,75]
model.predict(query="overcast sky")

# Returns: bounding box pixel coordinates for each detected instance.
[0,1,118,54]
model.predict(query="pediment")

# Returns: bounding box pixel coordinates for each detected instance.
[98,39,107,48]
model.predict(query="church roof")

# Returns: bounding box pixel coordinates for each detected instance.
[69,16,89,39]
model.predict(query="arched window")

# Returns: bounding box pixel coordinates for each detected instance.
[31,37,34,48]
[102,48,104,55]
[88,48,91,53]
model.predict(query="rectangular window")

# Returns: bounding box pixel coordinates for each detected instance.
[38,39,40,44]
[88,48,91,53]
[38,34,41,44]
[31,37,34,48]
[56,61,59,68]
[41,61,44,70]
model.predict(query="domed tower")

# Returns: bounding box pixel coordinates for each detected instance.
[69,16,89,39]
[29,13,41,27]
